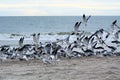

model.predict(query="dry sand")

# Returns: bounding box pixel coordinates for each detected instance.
[0,57,120,80]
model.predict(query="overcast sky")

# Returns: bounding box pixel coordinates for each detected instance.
[0,0,120,16]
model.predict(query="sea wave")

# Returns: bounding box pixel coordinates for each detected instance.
[0,31,92,40]
[0,31,91,46]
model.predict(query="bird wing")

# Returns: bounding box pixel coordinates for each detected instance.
[115,24,120,29]
[37,33,40,43]
[74,22,79,32]
[74,22,81,32]
[86,15,91,22]
[19,37,24,47]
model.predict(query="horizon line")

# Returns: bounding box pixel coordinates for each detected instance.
[0,15,120,17]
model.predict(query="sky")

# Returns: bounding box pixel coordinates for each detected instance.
[0,0,120,16]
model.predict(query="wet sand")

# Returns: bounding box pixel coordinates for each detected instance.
[0,57,120,80]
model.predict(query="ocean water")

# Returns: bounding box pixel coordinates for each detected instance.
[0,16,120,45]
[0,16,120,34]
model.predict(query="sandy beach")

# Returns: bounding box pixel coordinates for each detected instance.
[0,57,120,80]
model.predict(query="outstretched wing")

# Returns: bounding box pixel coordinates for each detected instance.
[74,22,79,32]
[86,15,91,22]
[74,22,81,32]
[65,35,70,44]
[112,20,117,25]
[115,24,120,29]
[32,33,38,44]
[111,20,120,30]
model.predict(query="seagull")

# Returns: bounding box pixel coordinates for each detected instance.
[74,21,82,32]
[44,43,52,54]
[65,35,70,45]
[32,33,38,44]
[19,37,24,48]
[19,55,29,61]
[114,30,120,40]
[111,40,120,47]
[42,53,52,64]
[83,36,89,47]
[37,33,40,43]
[81,47,94,56]
[97,29,110,41]
[0,46,10,61]
[32,33,40,45]
[111,40,120,44]
[92,42,104,51]
[51,44,62,60]
[82,14,91,26]
[111,20,120,32]
[102,40,116,52]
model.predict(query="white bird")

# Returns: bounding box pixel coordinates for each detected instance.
[37,33,40,43]
[19,37,24,48]
[42,53,52,64]
[82,14,91,26]
[32,33,38,44]
[32,33,40,45]
[74,21,82,32]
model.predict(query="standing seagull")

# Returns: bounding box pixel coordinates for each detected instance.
[82,14,91,26]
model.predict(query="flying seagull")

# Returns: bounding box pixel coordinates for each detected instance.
[111,20,120,30]
[82,14,91,26]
